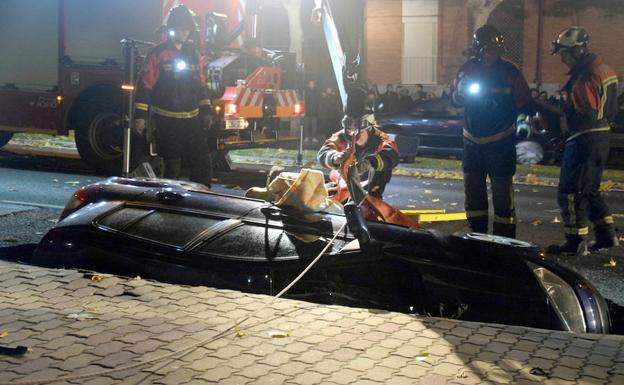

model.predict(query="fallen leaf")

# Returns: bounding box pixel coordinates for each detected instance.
[531,220,543,226]
[416,352,429,361]
[234,319,245,337]
[1,237,18,243]
[619,235,624,242]
[67,312,95,320]
[456,369,468,379]
[90,274,104,282]
[525,174,539,185]
[600,180,615,192]
[65,181,80,185]
[431,198,440,202]
[424,190,433,194]
[552,217,560,223]
[133,276,141,281]
[268,330,290,338]
[530,367,548,377]
[0,330,8,338]
[407,205,416,208]
[450,202,458,206]
[52,179,59,182]
[514,189,521,193]
[604,258,617,267]
[83,305,98,312]
[532,189,539,193]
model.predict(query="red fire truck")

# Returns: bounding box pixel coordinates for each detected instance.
[0,0,301,173]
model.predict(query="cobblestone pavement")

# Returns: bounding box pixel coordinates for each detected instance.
[1,260,624,385]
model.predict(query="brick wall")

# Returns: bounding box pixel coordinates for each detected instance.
[367,0,624,88]
[365,0,403,85]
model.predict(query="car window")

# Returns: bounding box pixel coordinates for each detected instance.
[410,97,463,118]
[98,207,220,247]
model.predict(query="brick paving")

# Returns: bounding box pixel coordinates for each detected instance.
[0,260,624,384]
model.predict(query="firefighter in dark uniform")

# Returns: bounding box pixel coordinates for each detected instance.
[134,5,213,186]
[452,25,533,238]
[317,87,399,199]
[547,27,619,256]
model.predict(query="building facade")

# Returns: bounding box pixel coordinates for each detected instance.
[366,0,624,91]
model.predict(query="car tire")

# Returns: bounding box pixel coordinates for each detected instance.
[0,131,14,148]
[449,232,538,258]
[75,99,144,175]
[401,155,416,163]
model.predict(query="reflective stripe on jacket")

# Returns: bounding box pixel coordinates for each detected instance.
[563,54,618,140]
[134,40,211,120]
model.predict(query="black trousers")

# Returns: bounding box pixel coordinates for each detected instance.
[368,166,393,199]
[153,115,212,187]
[463,137,517,238]
[557,132,613,239]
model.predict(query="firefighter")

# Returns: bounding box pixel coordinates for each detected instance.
[317,86,399,199]
[134,5,213,186]
[547,27,619,256]
[451,25,533,238]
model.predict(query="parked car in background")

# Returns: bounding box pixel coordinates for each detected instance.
[378,97,564,165]
[32,177,614,334]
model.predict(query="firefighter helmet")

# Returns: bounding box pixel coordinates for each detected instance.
[472,25,505,53]
[550,27,590,55]
[165,5,198,31]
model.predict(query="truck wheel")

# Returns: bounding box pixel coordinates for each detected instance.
[0,131,14,148]
[75,102,143,175]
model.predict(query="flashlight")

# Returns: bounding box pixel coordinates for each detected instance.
[175,60,188,71]
[169,30,175,37]
[468,83,481,95]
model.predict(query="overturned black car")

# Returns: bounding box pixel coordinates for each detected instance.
[34,177,612,334]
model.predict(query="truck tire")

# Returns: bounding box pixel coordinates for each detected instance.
[0,131,14,148]
[75,100,143,175]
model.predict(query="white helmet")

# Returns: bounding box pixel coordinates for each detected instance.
[550,27,590,55]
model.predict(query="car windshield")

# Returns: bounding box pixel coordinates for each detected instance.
[409,97,463,118]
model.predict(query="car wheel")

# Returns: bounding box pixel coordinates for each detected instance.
[75,100,144,175]
[449,231,538,257]
[401,155,416,163]
[0,131,14,148]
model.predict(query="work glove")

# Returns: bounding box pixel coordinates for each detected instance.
[516,114,531,139]
[354,159,372,175]
[133,119,146,136]
[330,151,347,168]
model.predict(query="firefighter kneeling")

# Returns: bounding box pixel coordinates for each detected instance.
[134,5,213,187]
[317,86,399,200]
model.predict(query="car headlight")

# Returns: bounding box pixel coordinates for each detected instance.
[527,261,586,332]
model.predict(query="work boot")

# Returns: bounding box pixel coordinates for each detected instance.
[589,234,620,252]
[546,237,589,256]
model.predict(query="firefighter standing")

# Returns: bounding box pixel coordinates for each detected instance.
[452,25,533,238]
[134,5,213,186]
[318,87,399,199]
[547,27,619,256]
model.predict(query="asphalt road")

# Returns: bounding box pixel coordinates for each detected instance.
[1,154,624,308]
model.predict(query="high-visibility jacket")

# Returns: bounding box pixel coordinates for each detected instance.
[317,128,399,173]
[135,40,211,120]
[562,54,619,141]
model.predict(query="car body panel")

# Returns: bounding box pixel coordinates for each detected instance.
[34,177,611,333]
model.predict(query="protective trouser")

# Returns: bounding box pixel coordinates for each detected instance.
[153,115,212,187]
[368,166,393,199]
[557,132,614,243]
[463,137,517,238]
